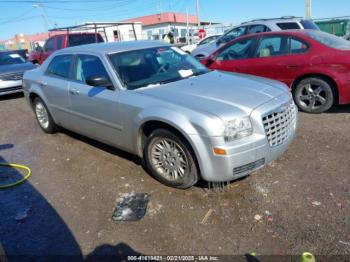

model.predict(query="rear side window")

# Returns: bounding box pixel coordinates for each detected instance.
[46,55,72,79]
[289,38,309,54]
[277,22,301,30]
[300,20,319,30]
[255,36,289,57]
[74,54,110,85]
[68,34,104,47]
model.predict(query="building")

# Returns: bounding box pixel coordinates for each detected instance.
[123,12,199,42]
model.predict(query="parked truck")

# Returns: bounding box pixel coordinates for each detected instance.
[30,32,104,65]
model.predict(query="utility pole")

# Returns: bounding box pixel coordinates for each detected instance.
[306,0,311,18]
[196,0,200,28]
[33,3,50,31]
[186,8,189,45]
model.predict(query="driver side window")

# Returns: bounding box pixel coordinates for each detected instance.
[217,38,255,61]
[74,54,110,85]
[221,26,247,44]
[44,37,54,52]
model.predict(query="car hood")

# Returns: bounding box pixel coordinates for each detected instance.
[0,62,36,75]
[191,41,217,57]
[136,71,288,119]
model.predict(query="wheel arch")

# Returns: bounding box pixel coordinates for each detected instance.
[137,119,202,179]
[291,73,339,104]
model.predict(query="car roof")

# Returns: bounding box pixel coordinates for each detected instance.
[56,40,170,55]
[241,16,305,25]
[236,29,311,39]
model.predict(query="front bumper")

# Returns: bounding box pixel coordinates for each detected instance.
[0,80,23,96]
[191,95,297,182]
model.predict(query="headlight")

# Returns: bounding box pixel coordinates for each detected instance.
[224,117,253,142]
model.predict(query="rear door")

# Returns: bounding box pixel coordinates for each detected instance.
[244,35,310,85]
[40,54,73,127]
[68,54,122,146]
[209,36,258,74]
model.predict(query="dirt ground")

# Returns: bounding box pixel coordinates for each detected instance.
[0,93,349,261]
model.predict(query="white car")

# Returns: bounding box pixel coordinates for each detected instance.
[181,34,221,54]
[192,17,319,60]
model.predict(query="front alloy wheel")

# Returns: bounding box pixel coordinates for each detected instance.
[144,129,198,189]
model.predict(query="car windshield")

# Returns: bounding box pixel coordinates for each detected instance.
[0,52,25,66]
[307,30,350,50]
[109,46,210,90]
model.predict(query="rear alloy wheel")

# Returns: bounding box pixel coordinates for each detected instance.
[33,97,57,133]
[294,77,334,113]
[144,129,199,189]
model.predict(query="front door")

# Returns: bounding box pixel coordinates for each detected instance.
[210,36,258,75]
[69,54,122,147]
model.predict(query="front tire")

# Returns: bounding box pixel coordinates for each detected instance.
[33,97,57,134]
[293,77,335,113]
[144,129,199,189]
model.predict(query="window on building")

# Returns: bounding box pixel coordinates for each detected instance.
[159,29,165,37]
[147,31,152,40]
[128,30,135,40]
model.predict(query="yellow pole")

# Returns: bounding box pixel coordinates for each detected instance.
[306,0,312,18]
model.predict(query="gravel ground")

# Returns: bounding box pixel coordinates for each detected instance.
[0,93,349,261]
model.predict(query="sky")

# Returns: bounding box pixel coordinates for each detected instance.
[1,0,350,40]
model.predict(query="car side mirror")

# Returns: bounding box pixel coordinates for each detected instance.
[86,76,113,89]
[205,53,218,67]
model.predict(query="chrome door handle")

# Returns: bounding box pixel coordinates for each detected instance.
[69,89,79,95]
[39,81,47,87]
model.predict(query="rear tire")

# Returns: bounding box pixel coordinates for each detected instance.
[293,77,334,113]
[33,97,57,134]
[144,129,199,189]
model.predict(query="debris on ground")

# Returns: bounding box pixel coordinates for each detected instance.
[148,203,163,217]
[254,214,262,222]
[336,202,343,209]
[311,201,321,207]
[112,193,149,222]
[339,240,350,246]
[200,208,214,225]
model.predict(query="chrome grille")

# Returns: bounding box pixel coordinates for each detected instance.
[1,72,23,81]
[262,103,297,147]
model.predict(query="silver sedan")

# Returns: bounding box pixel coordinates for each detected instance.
[23,41,297,189]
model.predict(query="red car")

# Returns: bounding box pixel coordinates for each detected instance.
[203,30,350,113]
[30,32,104,65]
